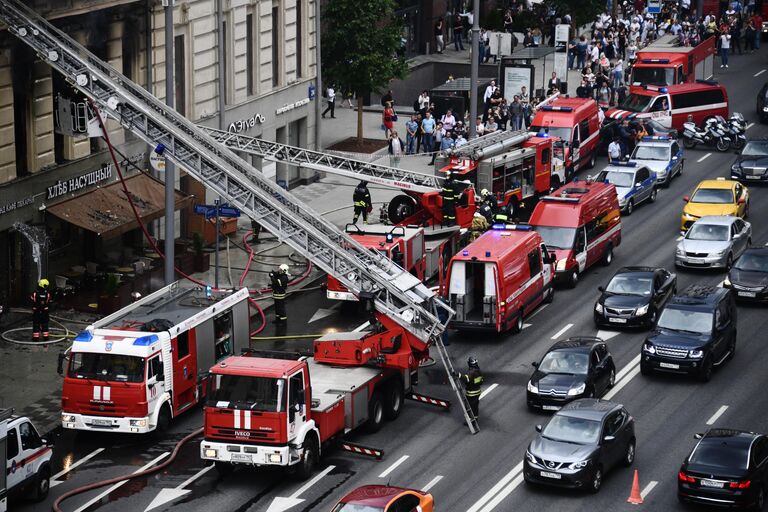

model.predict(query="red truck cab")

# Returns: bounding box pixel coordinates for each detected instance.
[630,35,716,89]
[529,178,622,288]
[445,225,555,333]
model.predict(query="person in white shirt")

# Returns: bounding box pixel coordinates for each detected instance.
[322,86,336,118]
[483,80,497,103]
[608,138,622,161]
[441,110,456,131]
[720,30,731,68]
[418,90,430,112]
[475,117,485,136]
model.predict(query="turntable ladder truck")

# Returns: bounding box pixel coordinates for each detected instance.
[0,0,478,434]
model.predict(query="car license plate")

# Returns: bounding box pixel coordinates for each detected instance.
[231,453,253,463]
[700,479,724,488]
[659,362,680,369]
[540,471,562,479]
[92,419,111,426]
[738,291,757,298]
[686,258,704,264]
[542,405,561,411]
[609,317,628,323]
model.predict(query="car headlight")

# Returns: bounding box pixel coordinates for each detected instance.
[619,197,627,206]
[689,349,704,359]
[129,419,147,427]
[731,163,741,172]
[62,414,75,422]
[723,276,731,287]
[714,249,728,256]
[635,304,649,316]
[763,106,768,112]
[595,302,604,314]
[526,450,537,464]
[643,342,656,354]
[556,259,567,271]
[204,448,218,458]
[527,381,539,394]
[568,460,590,470]
[676,247,685,256]
[567,382,586,396]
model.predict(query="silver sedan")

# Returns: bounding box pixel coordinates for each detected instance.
[675,216,752,270]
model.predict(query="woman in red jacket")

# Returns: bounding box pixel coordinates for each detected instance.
[383,102,395,138]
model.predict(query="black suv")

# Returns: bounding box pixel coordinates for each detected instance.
[594,267,677,328]
[641,285,737,382]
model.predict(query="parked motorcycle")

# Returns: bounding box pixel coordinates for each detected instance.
[682,118,731,152]
[725,113,747,149]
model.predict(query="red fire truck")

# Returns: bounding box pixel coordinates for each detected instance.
[433,132,557,220]
[200,313,446,477]
[327,224,459,301]
[59,283,251,434]
[630,35,716,89]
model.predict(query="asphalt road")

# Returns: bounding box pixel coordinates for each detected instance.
[13,50,768,512]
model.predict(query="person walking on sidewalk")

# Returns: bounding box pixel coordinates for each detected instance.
[455,356,484,418]
[435,17,445,53]
[322,86,336,118]
[31,279,51,342]
[352,181,372,224]
[453,14,465,50]
[720,29,731,67]
[429,122,444,165]
[388,130,405,168]
[269,265,289,324]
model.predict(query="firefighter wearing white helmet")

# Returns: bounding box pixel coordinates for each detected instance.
[478,189,497,223]
[31,278,51,341]
[269,264,290,324]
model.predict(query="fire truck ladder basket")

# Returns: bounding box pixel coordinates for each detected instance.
[0,0,478,434]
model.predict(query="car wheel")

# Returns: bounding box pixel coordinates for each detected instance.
[590,466,603,494]
[700,358,714,383]
[543,286,555,304]
[754,487,765,511]
[608,368,616,388]
[726,254,733,271]
[366,392,385,433]
[32,465,50,502]
[512,310,524,333]
[156,404,171,433]
[623,439,636,467]
[602,245,613,266]
[625,199,634,215]
[568,269,579,289]
[295,436,318,481]
[649,187,657,203]
[383,380,404,421]
[588,151,596,169]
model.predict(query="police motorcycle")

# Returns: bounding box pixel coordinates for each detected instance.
[682,116,731,152]
[726,113,747,150]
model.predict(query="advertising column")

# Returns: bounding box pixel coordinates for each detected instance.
[553,24,570,93]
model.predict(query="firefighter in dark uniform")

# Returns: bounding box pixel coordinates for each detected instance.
[456,356,483,418]
[492,202,512,224]
[31,279,51,341]
[352,181,372,224]
[478,189,497,224]
[269,264,290,324]
[441,171,459,226]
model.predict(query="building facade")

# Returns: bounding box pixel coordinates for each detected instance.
[0,0,318,306]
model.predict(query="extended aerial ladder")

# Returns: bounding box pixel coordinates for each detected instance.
[0,0,478,433]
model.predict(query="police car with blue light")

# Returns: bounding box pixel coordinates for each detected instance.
[629,136,683,186]
[595,162,658,215]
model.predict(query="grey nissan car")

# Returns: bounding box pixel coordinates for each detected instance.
[524,399,636,493]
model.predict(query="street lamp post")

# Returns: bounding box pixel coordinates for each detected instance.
[163,0,175,285]
[469,0,480,138]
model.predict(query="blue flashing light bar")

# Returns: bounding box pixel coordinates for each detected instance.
[537,131,550,138]
[485,251,491,257]
[642,136,671,141]
[462,249,470,256]
[640,58,670,64]
[74,330,93,342]
[133,334,159,346]
[541,106,573,112]
[492,223,532,231]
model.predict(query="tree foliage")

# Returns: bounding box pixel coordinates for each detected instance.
[548,0,605,30]
[321,0,409,99]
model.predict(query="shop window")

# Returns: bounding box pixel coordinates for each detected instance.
[271,2,283,87]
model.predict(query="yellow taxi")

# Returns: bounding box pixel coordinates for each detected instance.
[681,178,749,232]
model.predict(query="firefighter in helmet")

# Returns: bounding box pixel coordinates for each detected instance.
[441,171,459,226]
[469,213,489,242]
[478,189,497,224]
[352,181,372,224]
[31,279,51,341]
[493,202,513,224]
[269,264,290,324]
[455,356,484,418]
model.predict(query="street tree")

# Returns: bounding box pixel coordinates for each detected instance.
[322,0,409,143]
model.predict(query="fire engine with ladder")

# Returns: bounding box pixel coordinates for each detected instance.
[0,0,480,478]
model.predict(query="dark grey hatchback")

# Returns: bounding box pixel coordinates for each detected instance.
[524,399,636,493]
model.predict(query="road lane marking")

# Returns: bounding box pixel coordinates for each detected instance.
[291,465,336,499]
[747,122,755,130]
[75,452,170,512]
[479,383,498,400]
[697,153,712,163]
[641,480,659,499]
[615,354,641,382]
[596,330,619,341]
[178,464,215,489]
[145,465,216,512]
[551,323,573,340]
[755,69,766,77]
[604,365,641,400]
[379,455,409,478]
[422,475,444,492]
[467,461,523,512]
[51,448,105,487]
[707,405,729,425]
[527,303,549,320]
[479,473,525,511]
[261,465,337,512]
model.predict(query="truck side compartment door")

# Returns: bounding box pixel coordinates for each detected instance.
[146,354,165,419]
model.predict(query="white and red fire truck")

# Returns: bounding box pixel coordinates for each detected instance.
[59,282,251,434]
[1,408,52,509]
[200,313,448,477]
[630,34,716,89]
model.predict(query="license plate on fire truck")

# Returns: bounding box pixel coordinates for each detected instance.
[92,419,111,426]
[231,453,253,463]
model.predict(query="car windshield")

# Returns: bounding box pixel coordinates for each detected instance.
[690,188,734,204]
[599,170,635,188]
[542,415,601,445]
[734,252,768,272]
[532,226,577,250]
[686,224,729,241]
[606,274,653,296]
[619,93,654,113]
[68,352,144,383]
[330,505,385,512]
[632,145,668,160]
[538,351,589,375]
[741,141,768,157]
[657,308,712,334]
[631,66,675,86]
[530,125,572,142]
[690,442,748,469]
[207,374,284,412]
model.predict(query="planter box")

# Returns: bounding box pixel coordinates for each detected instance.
[194,253,210,273]
[175,253,195,275]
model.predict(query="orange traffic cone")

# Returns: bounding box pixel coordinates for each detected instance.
[627,469,644,505]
